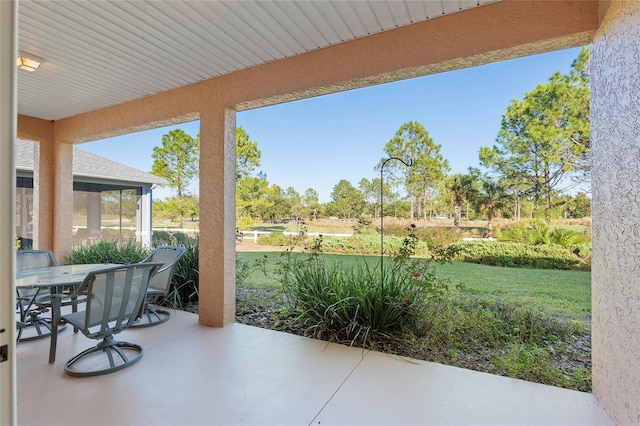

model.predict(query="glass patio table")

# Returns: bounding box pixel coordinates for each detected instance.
[16,264,114,289]
[15,264,115,342]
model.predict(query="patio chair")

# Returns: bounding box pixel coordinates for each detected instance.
[15,250,64,342]
[130,245,186,328]
[48,262,162,377]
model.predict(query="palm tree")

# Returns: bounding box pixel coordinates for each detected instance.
[449,171,481,227]
[478,179,508,238]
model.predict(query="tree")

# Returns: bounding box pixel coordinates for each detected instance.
[378,122,449,224]
[302,188,319,221]
[236,174,274,220]
[327,179,362,219]
[236,126,262,180]
[477,178,509,238]
[449,172,481,227]
[284,186,303,219]
[164,195,199,226]
[151,129,200,198]
[479,48,590,218]
[358,178,376,217]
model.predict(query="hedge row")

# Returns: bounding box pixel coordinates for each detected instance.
[450,241,590,271]
[256,233,591,271]
[257,233,430,257]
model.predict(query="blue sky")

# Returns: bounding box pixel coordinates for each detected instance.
[80,47,583,203]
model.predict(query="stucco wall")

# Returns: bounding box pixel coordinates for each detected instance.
[591,1,640,424]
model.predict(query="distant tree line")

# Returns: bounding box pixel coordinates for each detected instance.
[151,48,592,229]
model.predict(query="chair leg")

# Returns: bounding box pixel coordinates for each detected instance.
[18,313,66,343]
[49,296,62,363]
[64,336,144,377]
[130,303,171,328]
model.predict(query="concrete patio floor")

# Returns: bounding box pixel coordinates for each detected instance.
[17,309,611,425]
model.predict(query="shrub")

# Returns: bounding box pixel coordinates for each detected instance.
[67,240,149,265]
[497,221,585,247]
[258,232,294,246]
[384,225,461,245]
[283,259,445,345]
[153,230,192,246]
[451,241,589,270]
[307,235,430,257]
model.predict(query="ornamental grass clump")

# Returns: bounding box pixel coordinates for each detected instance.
[264,225,455,348]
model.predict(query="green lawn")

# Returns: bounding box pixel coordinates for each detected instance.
[236,252,591,323]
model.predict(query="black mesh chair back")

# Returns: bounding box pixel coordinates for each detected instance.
[15,250,60,341]
[130,245,186,328]
[48,262,162,377]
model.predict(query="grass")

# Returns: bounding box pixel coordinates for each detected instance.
[237,252,591,322]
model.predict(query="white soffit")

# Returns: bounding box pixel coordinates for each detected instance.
[17,0,497,121]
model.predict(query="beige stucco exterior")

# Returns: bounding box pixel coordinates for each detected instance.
[591,1,640,423]
[12,0,640,422]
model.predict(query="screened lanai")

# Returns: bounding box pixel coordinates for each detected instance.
[16,139,165,249]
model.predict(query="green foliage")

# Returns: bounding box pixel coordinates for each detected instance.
[284,259,448,345]
[67,235,199,311]
[307,235,430,257]
[236,126,262,180]
[67,241,149,265]
[403,291,590,390]
[352,213,378,235]
[479,48,590,216]
[384,224,461,246]
[151,129,199,198]
[451,241,589,270]
[153,230,191,246]
[155,195,199,226]
[258,232,294,246]
[160,235,199,310]
[302,188,320,220]
[378,121,450,221]
[492,343,591,391]
[236,216,256,231]
[255,227,452,348]
[497,221,585,247]
[327,179,363,219]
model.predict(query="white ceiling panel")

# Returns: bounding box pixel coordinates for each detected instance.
[16,0,498,121]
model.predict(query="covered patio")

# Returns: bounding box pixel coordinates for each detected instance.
[17,310,610,426]
[2,0,640,424]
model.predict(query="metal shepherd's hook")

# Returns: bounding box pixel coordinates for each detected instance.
[379,157,412,300]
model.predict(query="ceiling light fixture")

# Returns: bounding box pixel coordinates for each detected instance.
[16,53,44,72]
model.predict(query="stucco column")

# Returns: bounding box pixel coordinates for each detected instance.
[591,1,640,424]
[198,107,236,326]
[51,141,74,259]
[33,137,54,250]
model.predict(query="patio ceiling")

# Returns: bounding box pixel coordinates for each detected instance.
[17,0,497,122]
